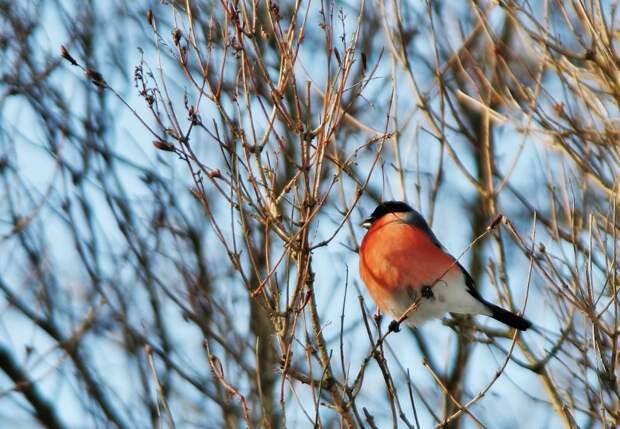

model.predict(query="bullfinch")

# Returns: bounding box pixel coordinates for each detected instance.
[359,201,531,331]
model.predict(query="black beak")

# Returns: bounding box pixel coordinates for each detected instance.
[361,217,374,229]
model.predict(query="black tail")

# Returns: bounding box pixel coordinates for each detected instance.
[486,303,532,331]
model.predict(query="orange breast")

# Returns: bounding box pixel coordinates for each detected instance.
[359,214,460,304]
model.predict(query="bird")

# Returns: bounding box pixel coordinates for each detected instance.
[358,201,531,331]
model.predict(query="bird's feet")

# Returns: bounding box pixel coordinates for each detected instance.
[421,285,434,299]
[388,320,401,333]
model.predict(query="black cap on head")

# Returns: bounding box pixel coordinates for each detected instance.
[361,200,414,228]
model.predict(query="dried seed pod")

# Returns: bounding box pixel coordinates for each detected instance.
[85,68,106,88]
[164,128,181,139]
[153,140,175,152]
[60,45,78,66]
[172,28,182,45]
[208,169,221,179]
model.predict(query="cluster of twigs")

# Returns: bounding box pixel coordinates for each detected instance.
[0,0,618,427]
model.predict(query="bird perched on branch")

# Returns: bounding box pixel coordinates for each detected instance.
[359,201,531,332]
